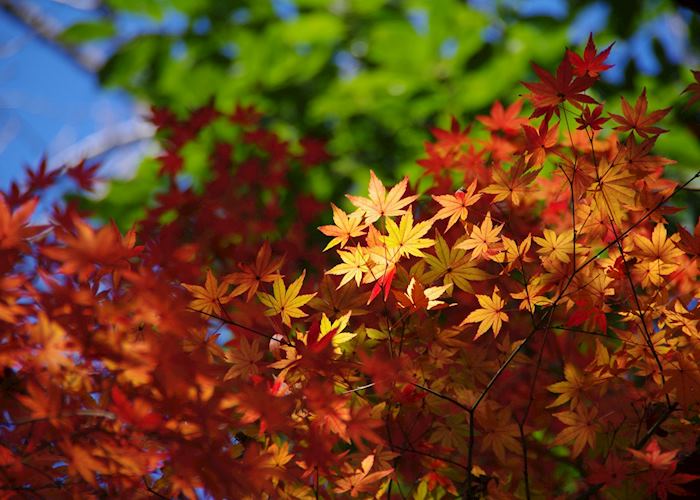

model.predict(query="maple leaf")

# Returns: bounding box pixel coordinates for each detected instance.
[481,157,541,206]
[224,336,264,380]
[0,196,42,251]
[522,56,597,118]
[586,454,630,488]
[552,405,599,458]
[318,203,367,251]
[431,180,482,230]
[461,287,509,339]
[64,443,107,486]
[534,228,574,264]
[394,277,452,311]
[309,275,370,317]
[110,387,162,431]
[479,405,521,463]
[567,33,614,78]
[677,218,700,257]
[320,311,355,346]
[423,233,491,293]
[382,208,434,258]
[547,363,591,408]
[345,405,385,450]
[16,380,62,422]
[632,224,684,287]
[225,241,283,301]
[25,156,60,191]
[629,439,678,470]
[346,170,417,223]
[609,88,671,138]
[633,223,684,264]
[366,263,397,305]
[334,454,393,497]
[257,271,316,326]
[523,119,558,167]
[263,441,295,470]
[455,212,503,261]
[589,157,636,227]
[66,159,101,190]
[41,218,142,281]
[327,245,374,288]
[576,104,609,131]
[476,99,528,136]
[28,312,74,373]
[492,234,534,273]
[664,352,700,411]
[682,69,700,109]
[566,299,607,332]
[182,269,230,316]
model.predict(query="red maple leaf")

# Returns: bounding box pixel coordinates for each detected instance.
[567,33,614,78]
[522,57,597,118]
[609,88,671,138]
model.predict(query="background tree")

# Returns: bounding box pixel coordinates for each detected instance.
[2,0,698,225]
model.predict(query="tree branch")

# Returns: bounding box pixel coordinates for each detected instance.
[0,0,103,72]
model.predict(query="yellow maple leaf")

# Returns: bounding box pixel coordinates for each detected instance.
[588,157,636,227]
[383,208,434,258]
[534,229,574,264]
[423,233,491,293]
[327,245,374,288]
[547,364,590,408]
[257,271,316,326]
[461,287,509,339]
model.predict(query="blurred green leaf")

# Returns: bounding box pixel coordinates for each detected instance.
[60,21,116,44]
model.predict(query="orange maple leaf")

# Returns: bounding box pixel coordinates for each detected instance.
[481,158,541,206]
[318,203,367,251]
[455,212,503,261]
[182,269,230,316]
[431,180,482,230]
[346,170,417,223]
[552,405,599,458]
[460,286,509,339]
[225,241,283,301]
[334,454,393,497]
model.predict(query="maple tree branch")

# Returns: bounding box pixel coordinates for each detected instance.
[143,477,169,499]
[518,422,531,500]
[190,306,295,347]
[0,0,103,72]
[634,402,679,450]
[466,409,475,499]
[389,443,468,471]
[0,409,116,427]
[409,382,470,413]
[553,325,650,347]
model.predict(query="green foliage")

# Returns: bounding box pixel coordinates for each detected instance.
[61,0,699,224]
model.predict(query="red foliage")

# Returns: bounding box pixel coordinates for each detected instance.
[0,35,699,499]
